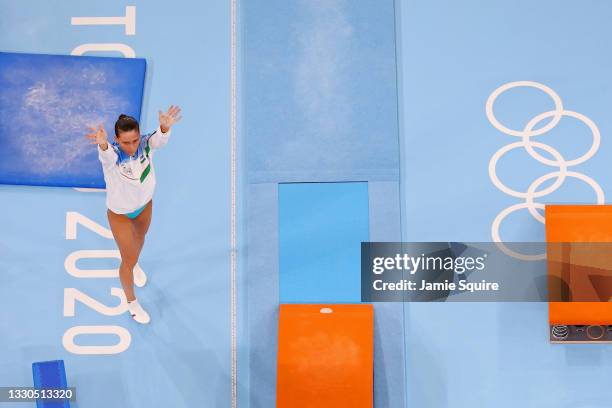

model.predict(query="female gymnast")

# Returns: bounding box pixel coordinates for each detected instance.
[86,106,182,324]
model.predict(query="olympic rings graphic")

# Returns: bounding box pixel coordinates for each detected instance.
[486,81,604,260]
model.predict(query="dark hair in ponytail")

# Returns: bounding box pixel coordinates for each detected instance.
[114,114,140,137]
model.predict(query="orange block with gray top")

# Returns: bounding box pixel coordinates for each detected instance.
[546,205,612,342]
[276,304,373,407]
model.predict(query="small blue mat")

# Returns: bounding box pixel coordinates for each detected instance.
[31,360,70,408]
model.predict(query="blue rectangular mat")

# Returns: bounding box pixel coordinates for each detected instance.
[279,182,369,303]
[0,52,145,188]
[32,360,70,408]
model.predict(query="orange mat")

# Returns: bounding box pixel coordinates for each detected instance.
[546,205,612,325]
[276,304,373,408]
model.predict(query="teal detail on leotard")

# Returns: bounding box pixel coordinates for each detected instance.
[126,203,147,219]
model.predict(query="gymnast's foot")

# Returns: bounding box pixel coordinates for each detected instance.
[127,299,150,324]
[133,264,147,287]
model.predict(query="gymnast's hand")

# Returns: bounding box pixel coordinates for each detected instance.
[158,105,182,133]
[86,124,109,150]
